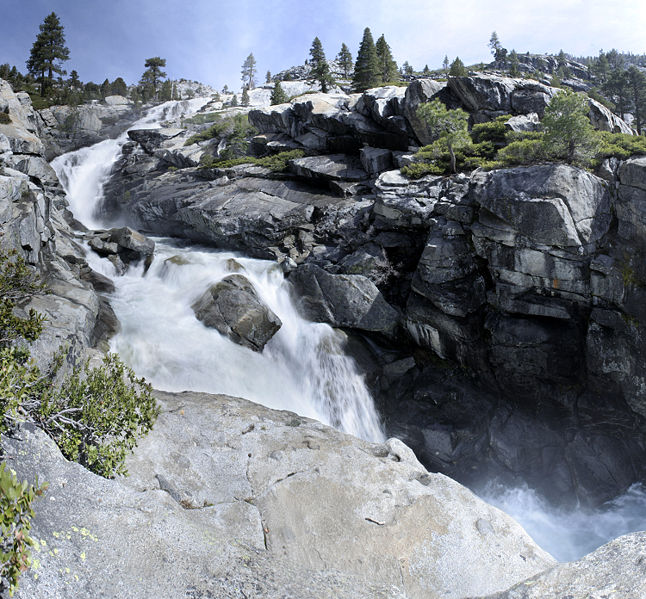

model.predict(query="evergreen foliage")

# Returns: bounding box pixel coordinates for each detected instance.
[448,57,468,77]
[508,50,520,77]
[140,57,167,100]
[265,70,272,84]
[231,94,238,106]
[241,86,250,106]
[110,77,127,97]
[489,31,507,63]
[26,12,70,97]
[337,43,353,79]
[541,88,600,164]
[352,28,380,91]
[375,35,398,83]
[241,53,257,89]
[443,55,449,73]
[308,37,334,93]
[415,100,470,172]
[270,81,289,105]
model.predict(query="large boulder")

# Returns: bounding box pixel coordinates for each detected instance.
[485,532,646,598]
[290,154,368,183]
[192,274,282,351]
[5,390,555,599]
[402,78,446,144]
[289,264,400,337]
[127,127,185,153]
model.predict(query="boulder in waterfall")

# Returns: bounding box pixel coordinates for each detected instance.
[5,390,555,599]
[289,264,399,337]
[87,227,155,272]
[192,274,282,351]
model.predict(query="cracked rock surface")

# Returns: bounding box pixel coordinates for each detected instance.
[5,390,554,599]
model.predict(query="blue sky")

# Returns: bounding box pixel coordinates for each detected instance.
[2,0,645,91]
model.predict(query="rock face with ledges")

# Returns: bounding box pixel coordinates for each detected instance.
[5,390,555,599]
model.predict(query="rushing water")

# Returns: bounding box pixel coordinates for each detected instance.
[52,98,385,444]
[51,99,646,561]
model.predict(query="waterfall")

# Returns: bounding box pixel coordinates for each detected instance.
[51,97,646,562]
[52,99,385,444]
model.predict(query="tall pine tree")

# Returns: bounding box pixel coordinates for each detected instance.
[353,28,380,92]
[337,43,353,79]
[241,53,257,89]
[26,12,70,96]
[270,81,288,105]
[308,37,334,93]
[375,34,398,83]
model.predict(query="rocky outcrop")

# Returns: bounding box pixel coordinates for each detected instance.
[86,226,155,274]
[0,78,109,367]
[37,96,140,158]
[486,532,646,598]
[5,389,555,599]
[192,274,282,351]
[289,264,400,337]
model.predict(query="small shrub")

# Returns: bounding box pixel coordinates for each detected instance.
[470,115,511,145]
[0,112,11,125]
[37,354,159,478]
[0,463,47,596]
[255,149,305,171]
[401,161,444,178]
[497,138,545,165]
[596,132,646,161]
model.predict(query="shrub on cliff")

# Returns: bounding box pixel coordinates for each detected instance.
[0,463,47,597]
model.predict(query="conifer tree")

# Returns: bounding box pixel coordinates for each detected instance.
[241,86,250,106]
[140,57,166,99]
[100,78,110,98]
[308,37,334,93]
[401,61,414,77]
[509,50,520,77]
[160,80,173,101]
[266,70,272,84]
[110,77,127,97]
[449,57,468,77]
[375,34,398,83]
[231,94,238,107]
[627,65,646,133]
[353,27,380,92]
[489,31,507,63]
[26,12,70,96]
[443,55,449,73]
[241,53,257,89]
[422,64,431,75]
[270,81,289,105]
[68,70,81,90]
[337,43,353,79]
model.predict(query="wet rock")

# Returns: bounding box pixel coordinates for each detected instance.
[192,274,282,351]
[87,226,155,271]
[289,264,399,337]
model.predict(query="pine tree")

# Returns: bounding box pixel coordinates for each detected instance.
[509,50,520,77]
[375,34,398,83]
[241,53,257,89]
[542,89,600,164]
[489,31,507,63]
[604,69,630,118]
[401,61,414,77]
[422,64,431,76]
[266,70,272,84]
[68,70,81,90]
[449,57,468,77]
[627,66,646,133]
[160,80,173,101]
[111,77,128,97]
[416,100,470,173]
[26,12,70,96]
[100,78,110,98]
[337,43,353,79]
[308,37,334,93]
[353,27,380,92]
[140,57,166,99]
[270,81,289,105]
[231,94,238,107]
[241,86,250,106]
[443,55,449,73]
[222,84,229,94]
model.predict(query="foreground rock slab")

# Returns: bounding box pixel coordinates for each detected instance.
[6,390,554,599]
[483,532,646,599]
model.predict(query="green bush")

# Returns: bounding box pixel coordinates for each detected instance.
[497,138,545,165]
[184,111,222,125]
[200,149,305,172]
[0,112,11,125]
[470,115,511,145]
[0,463,47,597]
[37,354,158,478]
[596,132,646,161]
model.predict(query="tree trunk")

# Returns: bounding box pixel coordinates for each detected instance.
[448,142,456,173]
